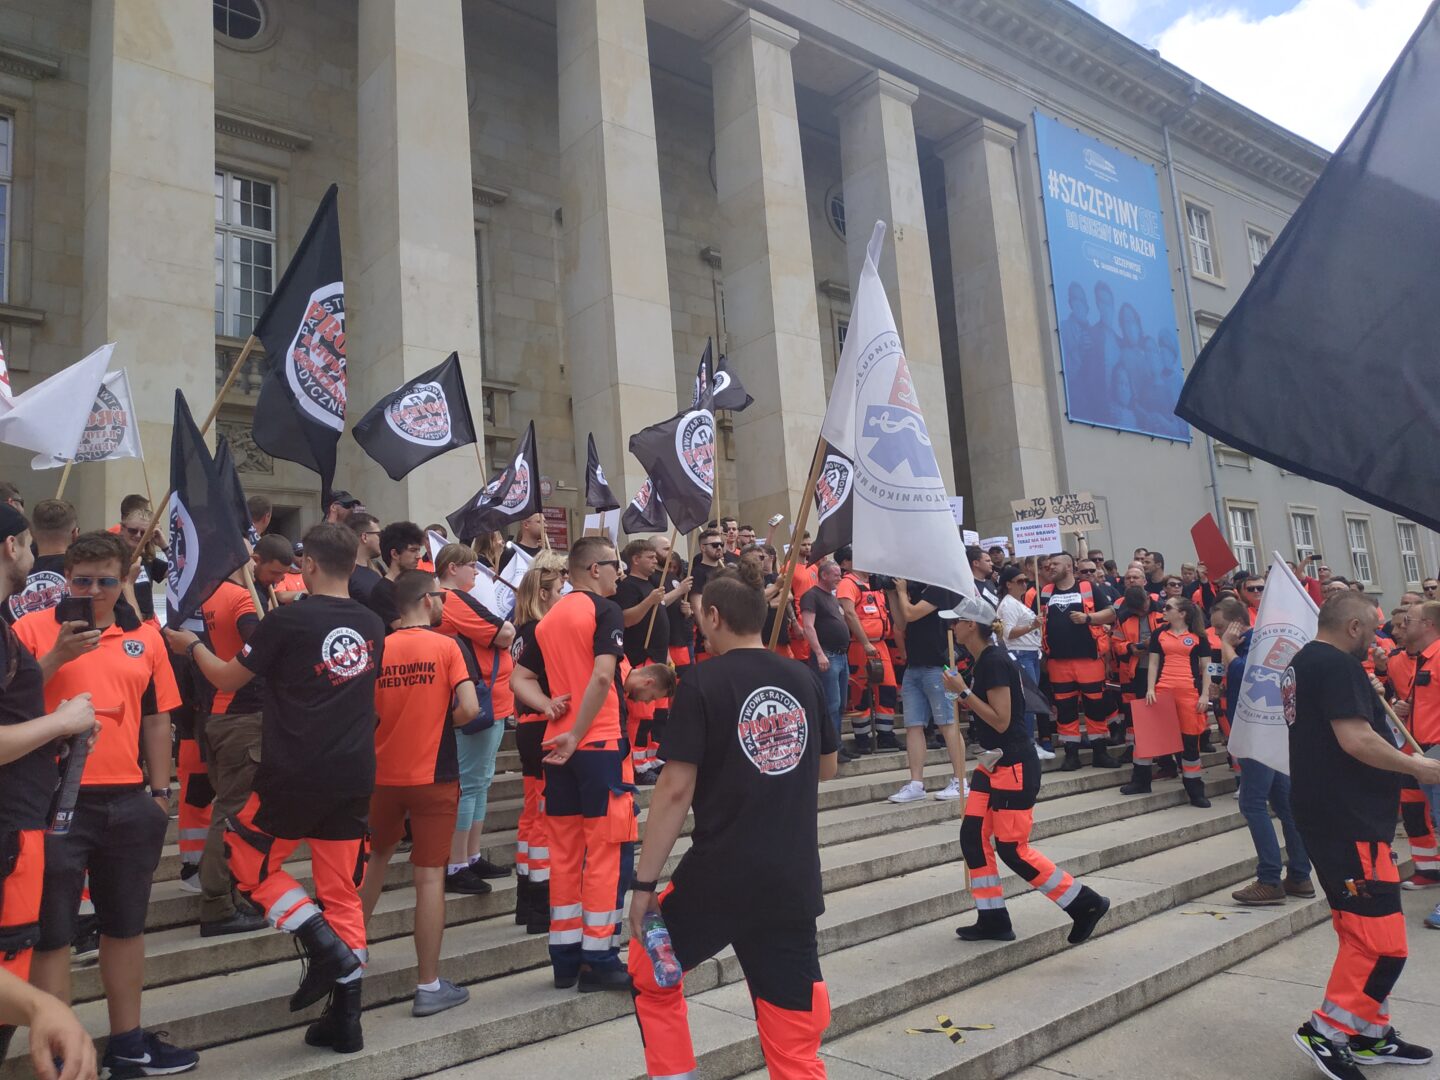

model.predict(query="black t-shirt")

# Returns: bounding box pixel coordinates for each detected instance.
[762,574,790,647]
[615,573,668,667]
[0,624,58,830]
[349,565,399,628]
[969,644,1034,761]
[1144,578,1167,602]
[691,560,725,599]
[659,649,838,922]
[5,554,68,624]
[510,619,548,719]
[903,583,962,668]
[664,557,692,649]
[132,553,168,621]
[1042,581,1100,660]
[240,595,385,802]
[801,587,850,655]
[1287,640,1402,841]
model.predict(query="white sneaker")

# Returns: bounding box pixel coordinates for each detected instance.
[178,866,202,894]
[1035,745,1056,760]
[888,780,927,804]
[934,777,964,801]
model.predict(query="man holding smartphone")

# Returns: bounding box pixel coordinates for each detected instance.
[14,531,196,1078]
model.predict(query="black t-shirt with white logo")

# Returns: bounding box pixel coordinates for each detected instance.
[1042,583,1100,659]
[903,583,962,668]
[969,644,1034,762]
[659,649,838,923]
[240,595,385,803]
[4,554,68,625]
[615,573,668,667]
[0,625,58,830]
[1287,640,1401,842]
[665,558,692,650]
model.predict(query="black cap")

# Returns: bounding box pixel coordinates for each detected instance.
[0,503,29,542]
[329,490,361,508]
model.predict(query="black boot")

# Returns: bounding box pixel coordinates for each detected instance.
[291,913,360,1012]
[1155,757,1179,780]
[1060,745,1082,772]
[513,876,531,927]
[1090,744,1120,768]
[526,879,550,935]
[1199,731,1216,754]
[1119,764,1152,795]
[1183,776,1212,808]
[955,908,1016,942]
[304,978,363,1053]
[1064,886,1110,944]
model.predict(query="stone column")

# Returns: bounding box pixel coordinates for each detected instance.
[937,118,1059,540]
[353,0,484,528]
[82,0,214,520]
[705,11,827,527]
[557,0,678,519]
[835,70,955,490]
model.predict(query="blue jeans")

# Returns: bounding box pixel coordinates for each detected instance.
[901,666,952,728]
[811,650,848,742]
[455,720,506,833]
[1012,650,1041,742]
[1238,757,1311,885]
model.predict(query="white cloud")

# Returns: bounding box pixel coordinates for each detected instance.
[1083,0,1145,32]
[1154,0,1428,150]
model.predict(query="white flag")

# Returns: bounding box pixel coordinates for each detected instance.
[818,221,974,598]
[0,337,14,413]
[0,343,113,460]
[426,530,448,563]
[1228,555,1319,775]
[31,367,142,470]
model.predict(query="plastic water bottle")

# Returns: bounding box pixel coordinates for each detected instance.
[642,911,682,988]
[942,666,961,703]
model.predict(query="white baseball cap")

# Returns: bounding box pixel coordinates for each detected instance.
[939,595,998,624]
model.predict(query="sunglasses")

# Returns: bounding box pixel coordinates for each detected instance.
[703,542,723,549]
[1244,585,1265,594]
[1077,568,1095,574]
[1426,586,1438,593]
[121,526,148,539]
[592,559,622,571]
[71,575,122,589]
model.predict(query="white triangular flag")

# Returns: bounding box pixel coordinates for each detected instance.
[0,337,14,414]
[818,222,974,598]
[31,367,142,469]
[1228,554,1319,775]
[426,530,448,563]
[0,343,113,459]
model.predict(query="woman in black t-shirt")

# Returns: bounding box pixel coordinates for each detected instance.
[943,596,1110,945]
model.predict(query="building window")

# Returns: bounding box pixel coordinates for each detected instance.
[1346,516,1375,587]
[1185,201,1216,278]
[1246,227,1272,273]
[1397,521,1422,587]
[214,170,275,339]
[0,114,11,304]
[213,0,265,40]
[1290,511,1317,565]
[836,317,849,355]
[1228,505,1260,576]
[825,185,846,240]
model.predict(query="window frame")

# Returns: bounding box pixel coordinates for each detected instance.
[1288,507,1319,567]
[1183,197,1222,284]
[214,167,278,341]
[1344,513,1376,589]
[1224,500,1262,577]
[0,112,12,305]
[1245,224,1273,275]
[1396,520,1423,589]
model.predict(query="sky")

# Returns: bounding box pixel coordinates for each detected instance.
[1075,0,1428,149]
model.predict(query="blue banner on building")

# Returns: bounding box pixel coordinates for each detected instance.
[1034,113,1189,442]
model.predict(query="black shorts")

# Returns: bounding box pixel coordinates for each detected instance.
[516,720,546,781]
[39,789,167,950]
[251,789,370,842]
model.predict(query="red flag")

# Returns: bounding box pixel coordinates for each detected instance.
[1190,514,1239,580]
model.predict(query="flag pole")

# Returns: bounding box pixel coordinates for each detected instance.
[767,441,826,651]
[55,461,74,500]
[642,525,680,651]
[1376,689,1427,756]
[241,562,267,620]
[947,633,972,892]
[133,421,155,506]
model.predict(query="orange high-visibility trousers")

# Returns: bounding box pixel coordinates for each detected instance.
[961,760,1084,912]
[515,720,550,885]
[1400,777,1438,879]
[1047,657,1110,742]
[0,829,43,980]
[176,738,212,869]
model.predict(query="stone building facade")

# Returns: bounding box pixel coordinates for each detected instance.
[0,0,1429,603]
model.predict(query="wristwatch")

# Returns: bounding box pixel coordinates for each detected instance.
[632,879,659,893]
[958,688,971,701]
[149,786,172,800]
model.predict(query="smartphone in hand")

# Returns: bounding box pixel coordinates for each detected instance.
[55,596,95,631]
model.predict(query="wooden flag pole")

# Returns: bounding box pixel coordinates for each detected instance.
[241,562,267,620]
[133,420,155,506]
[1376,689,1427,757]
[947,633,972,891]
[767,441,826,651]
[642,525,680,651]
[268,584,279,610]
[55,462,74,500]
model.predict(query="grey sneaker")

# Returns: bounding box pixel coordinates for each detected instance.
[413,979,470,1017]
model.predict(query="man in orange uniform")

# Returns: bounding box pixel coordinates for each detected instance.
[1041,553,1120,770]
[834,547,898,754]
[359,570,478,1018]
[788,532,816,664]
[1394,600,1440,891]
[165,524,385,1056]
[510,536,633,992]
[16,531,196,1076]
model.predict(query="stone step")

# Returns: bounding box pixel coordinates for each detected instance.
[52,771,1241,1080]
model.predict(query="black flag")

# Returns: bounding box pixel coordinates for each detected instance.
[621,476,667,534]
[167,391,251,626]
[810,442,854,563]
[633,351,714,535]
[352,353,477,481]
[585,433,620,511]
[689,339,752,412]
[1176,5,1440,531]
[214,438,259,546]
[447,420,541,539]
[251,184,346,500]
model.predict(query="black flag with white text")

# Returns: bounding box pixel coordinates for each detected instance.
[585,433,620,511]
[447,420,541,539]
[809,442,854,562]
[621,476,667,534]
[352,352,476,481]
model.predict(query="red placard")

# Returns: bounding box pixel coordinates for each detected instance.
[1131,694,1184,760]
[1190,514,1240,580]
[542,507,570,551]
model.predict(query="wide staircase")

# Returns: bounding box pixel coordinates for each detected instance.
[3,736,1349,1080]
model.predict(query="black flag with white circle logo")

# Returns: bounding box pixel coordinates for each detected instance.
[810,441,854,563]
[621,475,667,534]
[689,339,752,413]
[251,183,346,501]
[447,420,541,540]
[167,391,251,626]
[633,349,714,535]
[585,433,620,511]
[352,352,477,481]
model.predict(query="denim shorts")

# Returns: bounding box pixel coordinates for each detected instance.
[901,666,952,728]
